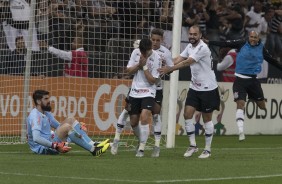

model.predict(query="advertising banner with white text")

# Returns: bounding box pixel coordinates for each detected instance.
[162,81,282,135]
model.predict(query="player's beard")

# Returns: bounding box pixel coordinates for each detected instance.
[41,103,52,112]
[189,37,200,45]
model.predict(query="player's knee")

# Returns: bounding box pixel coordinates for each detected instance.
[130,115,139,127]
[184,112,193,120]
[63,117,76,126]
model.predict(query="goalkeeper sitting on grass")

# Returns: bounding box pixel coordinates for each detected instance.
[27,89,110,156]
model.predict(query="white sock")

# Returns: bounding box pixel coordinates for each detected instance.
[184,119,196,147]
[114,109,128,140]
[204,121,214,152]
[139,123,149,150]
[153,114,162,147]
[118,109,129,126]
[236,109,244,134]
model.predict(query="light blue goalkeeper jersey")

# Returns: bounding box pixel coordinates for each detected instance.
[27,108,60,153]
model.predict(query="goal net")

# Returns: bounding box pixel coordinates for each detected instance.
[0,0,173,147]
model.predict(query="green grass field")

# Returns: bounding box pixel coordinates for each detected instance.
[1,135,282,184]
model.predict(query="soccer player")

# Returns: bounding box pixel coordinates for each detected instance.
[206,30,282,141]
[111,29,173,157]
[121,38,161,157]
[159,25,220,159]
[27,90,110,156]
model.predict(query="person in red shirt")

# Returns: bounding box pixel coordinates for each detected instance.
[217,47,237,82]
[48,37,88,77]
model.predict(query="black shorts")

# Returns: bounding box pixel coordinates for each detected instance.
[155,89,163,106]
[233,77,265,102]
[185,88,220,113]
[127,96,155,115]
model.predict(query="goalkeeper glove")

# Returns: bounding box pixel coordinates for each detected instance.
[52,142,71,153]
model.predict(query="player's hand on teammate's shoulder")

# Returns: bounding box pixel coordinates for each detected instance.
[158,66,173,75]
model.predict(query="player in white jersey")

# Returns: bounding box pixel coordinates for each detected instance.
[159,25,220,159]
[125,38,161,157]
[111,29,173,157]
[27,90,110,156]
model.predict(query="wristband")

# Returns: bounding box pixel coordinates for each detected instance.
[143,65,148,71]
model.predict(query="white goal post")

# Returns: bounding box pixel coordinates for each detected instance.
[166,0,183,148]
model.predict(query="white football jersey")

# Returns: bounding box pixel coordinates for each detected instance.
[180,40,218,91]
[154,45,174,90]
[127,49,161,98]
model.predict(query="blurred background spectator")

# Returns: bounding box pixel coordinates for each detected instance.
[2,0,40,51]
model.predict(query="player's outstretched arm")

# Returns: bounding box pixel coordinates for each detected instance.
[48,46,72,61]
[159,56,195,75]
[208,39,245,49]
[263,48,282,71]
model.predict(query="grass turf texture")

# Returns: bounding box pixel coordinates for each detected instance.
[1,135,282,184]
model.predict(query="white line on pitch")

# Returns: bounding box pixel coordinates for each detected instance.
[1,146,282,154]
[1,171,282,183]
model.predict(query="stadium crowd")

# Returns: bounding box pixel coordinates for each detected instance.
[0,0,281,80]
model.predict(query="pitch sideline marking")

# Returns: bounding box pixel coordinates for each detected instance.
[0,171,282,183]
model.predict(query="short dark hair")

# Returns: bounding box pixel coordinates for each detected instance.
[190,24,202,34]
[32,90,49,105]
[139,38,152,54]
[151,28,164,37]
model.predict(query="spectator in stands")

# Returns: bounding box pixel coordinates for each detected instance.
[265,6,282,61]
[206,0,221,41]
[260,7,275,44]
[49,0,72,50]
[205,0,223,65]
[188,0,209,36]
[3,35,27,75]
[36,0,49,45]
[2,0,40,51]
[91,0,119,41]
[0,0,9,49]
[219,4,246,40]
[245,0,264,34]
[113,0,151,40]
[181,0,193,52]
[47,36,89,77]
[158,0,174,49]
